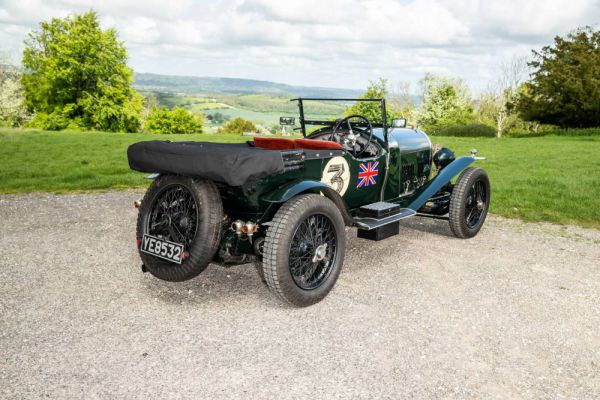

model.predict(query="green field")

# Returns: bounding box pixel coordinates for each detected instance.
[1,128,599,229]
[0,129,248,193]
[144,92,346,129]
[214,108,283,126]
[438,136,600,229]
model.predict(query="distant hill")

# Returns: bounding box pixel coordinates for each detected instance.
[134,72,362,98]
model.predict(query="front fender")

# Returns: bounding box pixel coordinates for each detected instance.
[407,156,478,211]
[262,180,353,225]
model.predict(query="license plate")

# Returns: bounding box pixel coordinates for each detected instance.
[140,234,184,264]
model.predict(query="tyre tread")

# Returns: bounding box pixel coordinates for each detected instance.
[262,194,345,306]
[136,175,223,281]
[449,167,490,239]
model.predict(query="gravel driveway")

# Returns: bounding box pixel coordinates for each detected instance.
[1,191,599,399]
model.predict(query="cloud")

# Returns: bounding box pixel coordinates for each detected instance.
[120,17,160,44]
[0,0,598,90]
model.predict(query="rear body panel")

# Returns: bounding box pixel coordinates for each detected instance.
[217,149,385,222]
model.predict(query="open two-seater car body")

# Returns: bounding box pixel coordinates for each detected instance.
[128,98,490,306]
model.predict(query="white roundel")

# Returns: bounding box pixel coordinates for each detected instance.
[321,156,350,196]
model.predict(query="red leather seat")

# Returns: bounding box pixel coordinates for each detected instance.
[253,137,296,150]
[294,138,343,150]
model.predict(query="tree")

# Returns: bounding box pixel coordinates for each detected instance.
[22,11,143,131]
[144,106,203,134]
[218,117,257,135]
[477,57,528,137]
[516,27,600,128]
[0,55,29,126]
[388,81,415,124]
[210,111,229,124]
[345,78,401,124]
[417,74,475,133]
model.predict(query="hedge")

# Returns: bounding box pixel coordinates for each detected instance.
[429,123,496,137]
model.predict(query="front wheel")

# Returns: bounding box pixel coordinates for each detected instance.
[449,167,491,238]
[262,194,346,307]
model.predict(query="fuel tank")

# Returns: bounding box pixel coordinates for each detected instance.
[377,128,433,201]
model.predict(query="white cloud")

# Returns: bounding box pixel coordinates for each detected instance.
[0,0,598,90]
[121,17,160,44]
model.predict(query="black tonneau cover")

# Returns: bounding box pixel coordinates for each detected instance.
[127,141,284,186]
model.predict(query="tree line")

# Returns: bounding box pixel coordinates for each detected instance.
[349,25,598,138]
[0,11,598,136]
[341,28,599,138]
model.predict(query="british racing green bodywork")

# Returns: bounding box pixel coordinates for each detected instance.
[212,126,478,264]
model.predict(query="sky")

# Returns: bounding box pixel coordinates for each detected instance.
[0,0,598,92]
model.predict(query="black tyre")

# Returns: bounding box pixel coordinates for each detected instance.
[449,167,491,238]
[254,262,266,283]
[262,194,346,307]
[253,237,266,284]
[136,175,223,281]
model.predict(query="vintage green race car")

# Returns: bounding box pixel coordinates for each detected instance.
[128,98,490,306]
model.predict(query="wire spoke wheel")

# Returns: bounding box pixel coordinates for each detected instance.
[262,194,346,307]
[146,184,199,253]
[289,214,337,290]
[136,176,223,282]
[465,180,486,228]
[449,167,491,239]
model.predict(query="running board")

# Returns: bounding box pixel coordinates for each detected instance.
[353,207,416,230]
[354,201,417,231]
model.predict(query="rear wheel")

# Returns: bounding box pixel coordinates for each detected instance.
[136,175,223,281]
[262,194,346,307]
[449,167,490,238]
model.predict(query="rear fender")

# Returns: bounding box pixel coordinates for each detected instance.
[262,180,353,225]
[407,156,478,211]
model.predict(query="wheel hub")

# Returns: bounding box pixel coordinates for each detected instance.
[178,216,189,230]
[312,243,328,263]
[476,200,484,210]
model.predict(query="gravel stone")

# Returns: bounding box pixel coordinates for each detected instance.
[1,191,599,399]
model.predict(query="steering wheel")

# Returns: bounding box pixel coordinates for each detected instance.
[332,114,373,158]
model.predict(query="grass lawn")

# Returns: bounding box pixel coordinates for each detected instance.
[437,135,600,229]
[1,128,599,229]
[0,129,249,194]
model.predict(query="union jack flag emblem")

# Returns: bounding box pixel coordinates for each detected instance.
[357,161,379,188]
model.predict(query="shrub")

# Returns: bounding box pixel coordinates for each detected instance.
[218,117,257,135]
[27,111,73,131]
[430,123,496,137]
[144,106,203,134]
